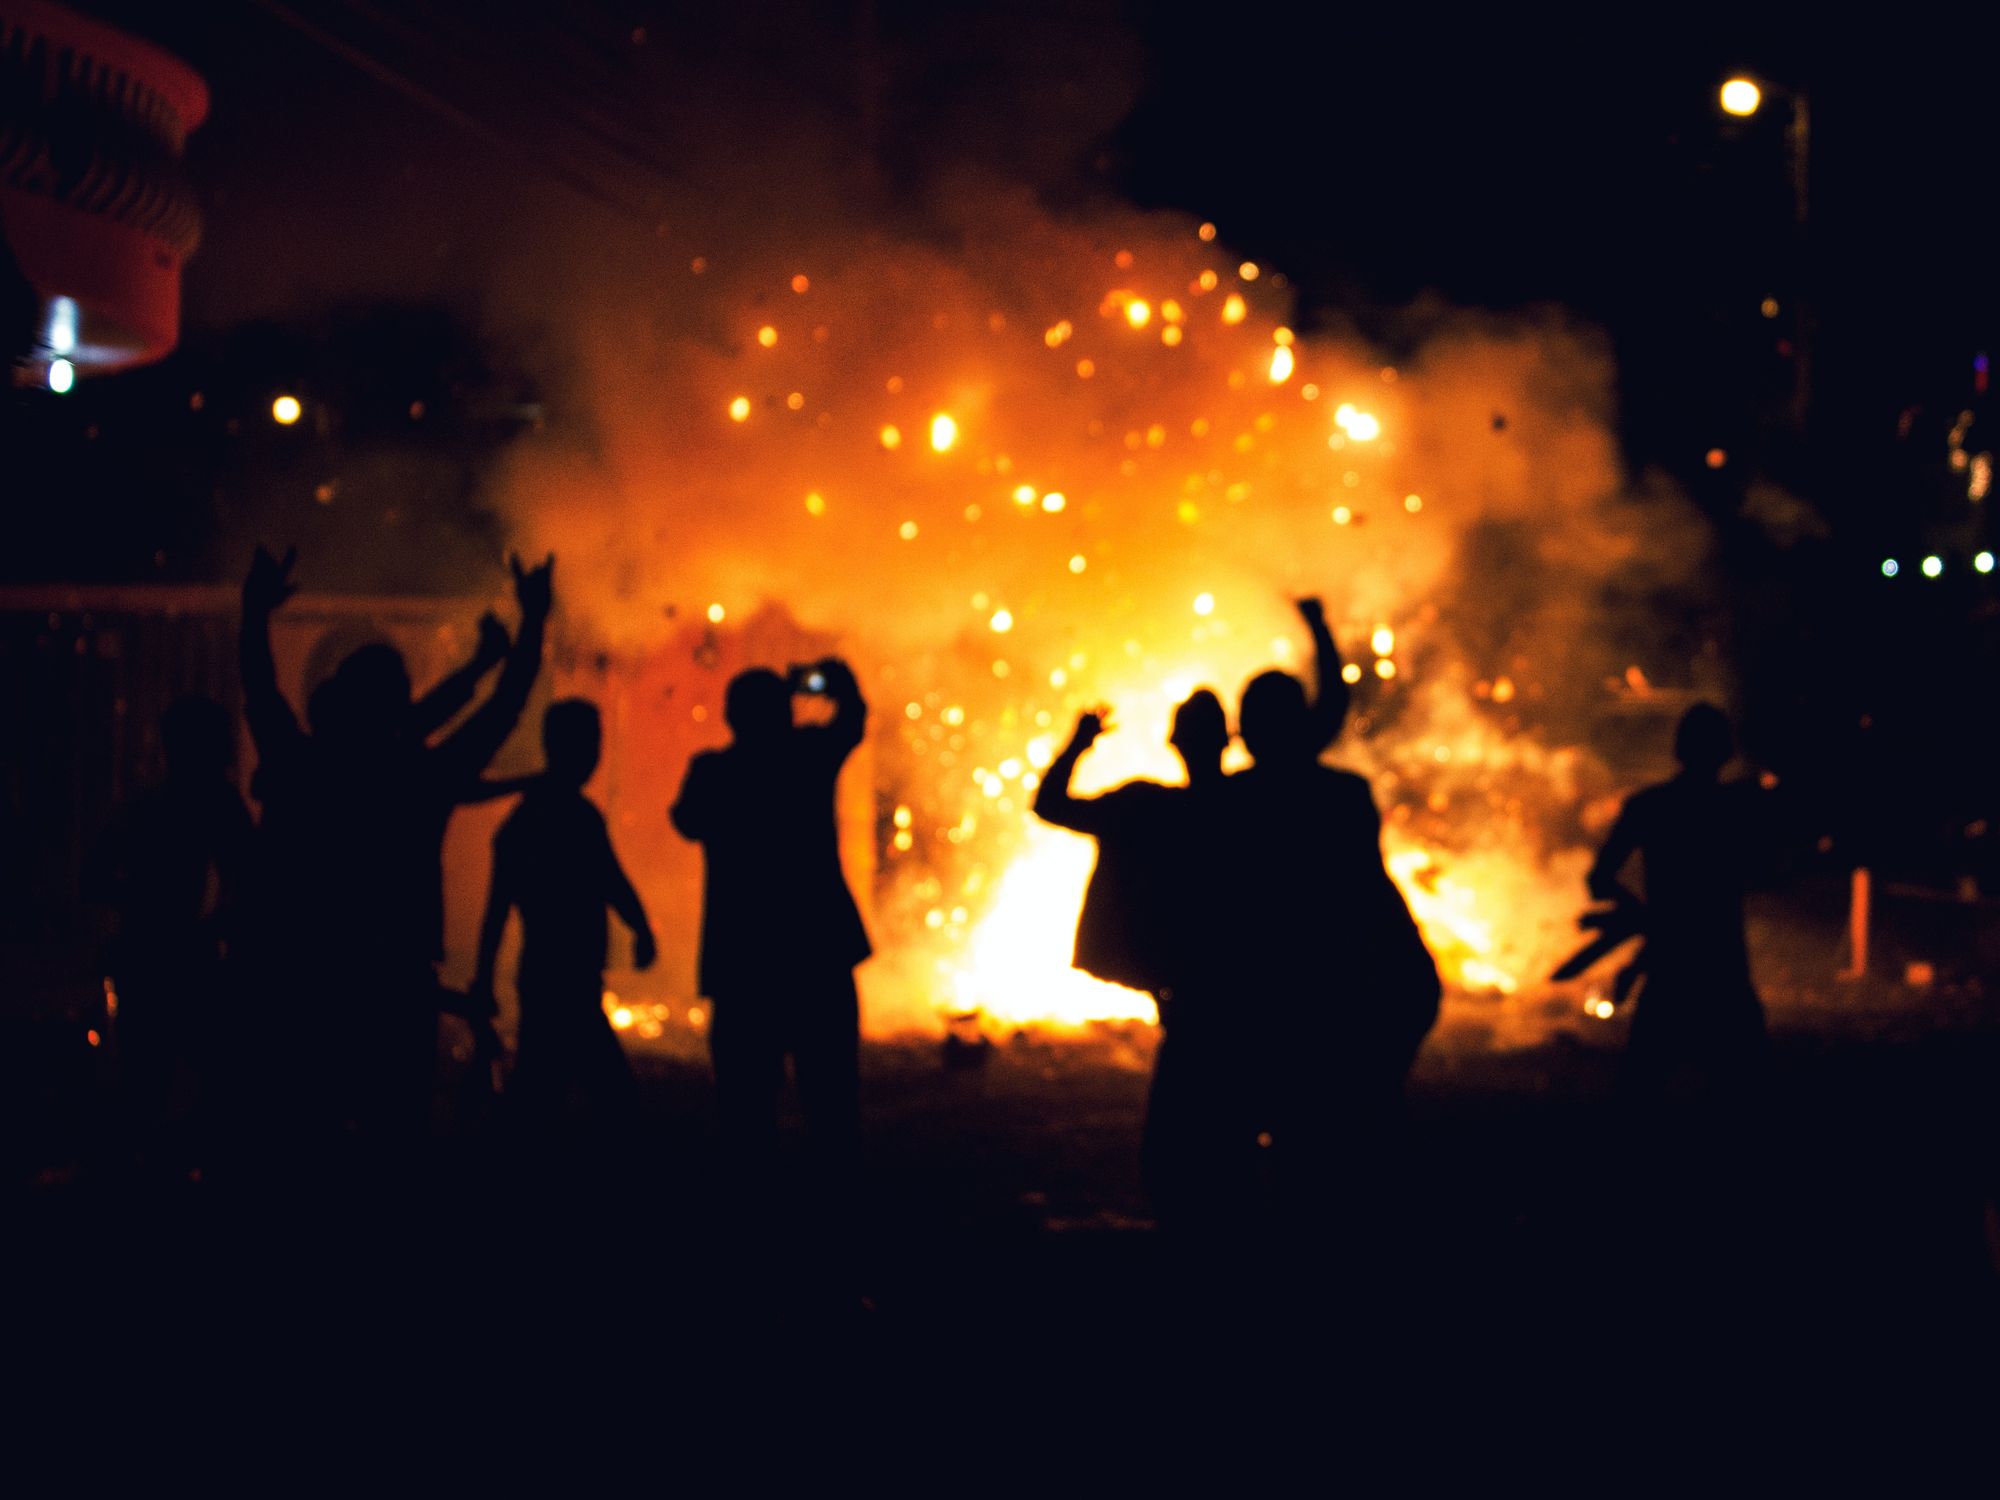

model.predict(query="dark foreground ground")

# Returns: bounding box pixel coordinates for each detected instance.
[6,985,1998,1474]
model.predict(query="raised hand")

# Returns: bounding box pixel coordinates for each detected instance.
[1295,595,1326,627]
[509,552,555,620]
[1069,708,1110,752]
[243,545,299,615]
[813,656,859,695]
[474,610,511,665]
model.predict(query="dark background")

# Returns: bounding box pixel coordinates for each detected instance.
[6,0,1998,882]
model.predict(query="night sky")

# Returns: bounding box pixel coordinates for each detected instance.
[12,2,2000,830]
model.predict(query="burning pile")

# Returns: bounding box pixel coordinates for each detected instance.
[495,191,1708,1039]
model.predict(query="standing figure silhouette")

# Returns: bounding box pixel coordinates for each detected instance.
[1034,597,1354,1225]
[237,546,553,1164]
[1036,695,1239,1222]
[670,658,871,1212]
[1582,702,1769,1103]
[470,700,657,1142]
[86,696,253,1172]
[1227,605,1438,1229]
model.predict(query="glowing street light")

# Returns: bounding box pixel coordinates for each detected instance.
[1921,554,1944,579]
[1976,551,1995,575]
[46,358,75,394]
[1720,77,1762,116]
[272,394,302,425]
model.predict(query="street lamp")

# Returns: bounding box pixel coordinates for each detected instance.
[1720,71,1812,432]
[1719,77,1762,116]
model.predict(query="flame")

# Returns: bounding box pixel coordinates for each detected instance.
[496,199,1687,1046]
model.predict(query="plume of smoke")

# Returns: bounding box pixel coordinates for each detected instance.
[477,164,1718,1033]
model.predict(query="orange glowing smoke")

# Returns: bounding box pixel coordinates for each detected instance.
[496,198,1706,1038]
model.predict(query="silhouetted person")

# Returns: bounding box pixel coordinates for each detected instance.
[86,696,253,1171]
[1583,702,1768,1103]
[1228,623,1438,1225]
[470,700,657,1142]
[237,546,553,1162]
[670,659,870,1213]
[1035,598,1352,1225]
[1036,694,1241,1223]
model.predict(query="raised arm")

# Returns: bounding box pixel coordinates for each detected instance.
[239,545,304,759]
[818,657,868,757]
[1297,596,1350,755]
[433,554,553,784]
[409,612,510,741]
[1033,711,1112,836]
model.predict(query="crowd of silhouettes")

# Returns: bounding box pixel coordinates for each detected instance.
[80,545,1773,1285]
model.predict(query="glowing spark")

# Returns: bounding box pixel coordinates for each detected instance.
[899,520,919,540]
[1193,592,1215,616]
[804,491,826,516]
[272,394,302,425]
[1041,491,1067,513]
[880,423,903,450]
[930,412,959,452]
[1340,662,1364,685]
[790,273,810,293]
[1375,658,1397,679]
[1371,625,1395,655]
[1705,448,1727,468]
[1332,506,1352,525]
[990,609,1014,633]
[1238,261,1260,282]
[787,391,805,410]
[1068,554,1087,573]
[1197,269,1218,291]
[894,805,913,829]
[1334,405,1381,441]
[1405,493,1423,512]
[706,603,725,624]
[1125,299,1152,329]
[1045,320,1073,348]
[1013,484,1037,506]
[1075,359,1095,379]
[1161,326,1184,347]
[1273,327,1294,346]
[1221,294,1247,325]
[756,325,778,348]
[1491,676,1516,703]
[1269,345,1295,384]
[1760,297,1780,319]
[1197,222,1217,241]
[728,396,751,422]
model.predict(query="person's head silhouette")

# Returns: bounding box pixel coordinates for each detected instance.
[161,696,233,782]
[1239,670,1312,765]
[724,668,792,746]
[1674,701,1733,780]
[1169,689,1229,777]
[543,699,602,788]
[331,642,413,743]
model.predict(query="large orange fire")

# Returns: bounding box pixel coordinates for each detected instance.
[490,198,1710,1043]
